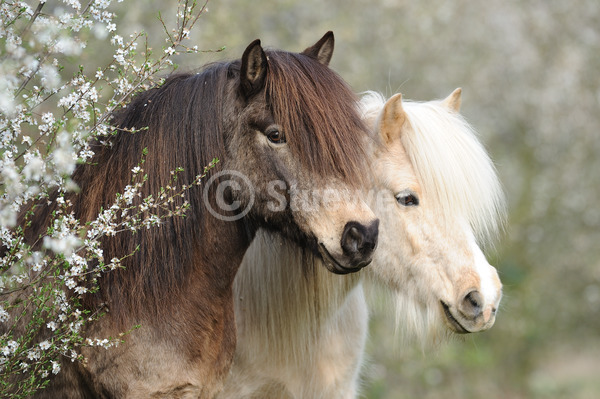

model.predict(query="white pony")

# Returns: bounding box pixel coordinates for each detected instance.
[219,89,506,398]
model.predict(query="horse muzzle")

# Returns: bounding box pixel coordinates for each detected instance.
[318,219,379,274]
[440,289,500,334]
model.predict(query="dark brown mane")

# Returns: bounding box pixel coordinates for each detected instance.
[29,63,236,326]
[92,62,230,227]
[264,50,370,187]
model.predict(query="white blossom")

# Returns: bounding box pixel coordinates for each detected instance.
[65,278,77,290]
[0,0,207,391]
[22,155,46,181]
[41,112,55,125]
[40,64,61,90]
[43,234,81,257]
[62,0,82,11]
[0,306,9,322]
[2,340,18,356]
[51,361,61,374]
[74,286,87,295]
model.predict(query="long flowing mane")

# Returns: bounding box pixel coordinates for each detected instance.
[67,64,232,326]
[361,92,506,247]
[234,231,361,366]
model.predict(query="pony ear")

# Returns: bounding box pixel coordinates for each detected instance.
[379,93,406,145]
[240,39,268,98]
[441,88,462,112]
[302,31,335,66]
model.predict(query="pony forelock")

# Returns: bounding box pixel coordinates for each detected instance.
[265,51,372,187]
[359,92,506,248]
[358,91,387,130]
[401,99,506,247]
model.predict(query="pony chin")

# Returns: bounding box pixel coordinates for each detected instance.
[365,276,450,350]
[316,242,368,275]
[393,291,453,349]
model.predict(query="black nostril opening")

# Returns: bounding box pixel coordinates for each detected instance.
[341,222,363,255]
[347,226,362,253]
[460,291,483,319]
[466,292,481,308]
[363,219,379,252]
[341,220,379,257]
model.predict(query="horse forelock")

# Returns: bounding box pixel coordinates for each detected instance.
[359,92,506,247]
[359,90,387,125]
[401,100,507,247]
[264,50,371,187]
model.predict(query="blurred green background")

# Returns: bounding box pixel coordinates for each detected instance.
[114,0,600,397]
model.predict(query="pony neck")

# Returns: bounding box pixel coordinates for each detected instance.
[93,215,254,334]
[194,217,255,288]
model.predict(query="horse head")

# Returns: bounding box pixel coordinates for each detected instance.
[216,32,379,274]
[364,89,505,336]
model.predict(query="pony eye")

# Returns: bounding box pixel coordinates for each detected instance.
[266,129,286,144]
[396,191,419,206]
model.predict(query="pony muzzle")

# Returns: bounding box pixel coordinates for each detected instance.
[440,289,499,334]
[318,219,379,274]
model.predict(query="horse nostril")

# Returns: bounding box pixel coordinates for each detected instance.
[345,226,361,253]
[459,290,484,320]
[341,220,379,258]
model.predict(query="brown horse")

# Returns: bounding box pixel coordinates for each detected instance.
[7,32,379,398]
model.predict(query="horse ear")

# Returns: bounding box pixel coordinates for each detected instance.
[302,31,335,66]
[240,39,268,98]
[379,93,406,145]
[441,88,462,112]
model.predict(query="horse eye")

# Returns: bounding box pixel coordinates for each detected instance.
[396,191,419,206]
[266,129,286,144]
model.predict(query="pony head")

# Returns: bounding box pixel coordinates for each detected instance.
[361,89,506,338]
[216,32,379,273]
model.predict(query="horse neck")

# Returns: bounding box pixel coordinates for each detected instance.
[233,229,361,358]
[193,217,253,290]
[158,215,254,324]
[93,213,253,340]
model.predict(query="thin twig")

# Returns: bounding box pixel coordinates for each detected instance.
[19,1,45,38]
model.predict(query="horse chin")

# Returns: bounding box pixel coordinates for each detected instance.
[317,243,371,275]
[440,301,471,334]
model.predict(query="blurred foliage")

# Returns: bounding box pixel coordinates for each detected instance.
[111,0,600,397]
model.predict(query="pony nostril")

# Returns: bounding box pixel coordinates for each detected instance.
[459,290,484,320]
[341,223,364,256]
[346,226,361,253]
[362,219,379,254]
[340,220,379,258]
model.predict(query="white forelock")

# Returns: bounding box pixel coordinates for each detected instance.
[360,91,506,248]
